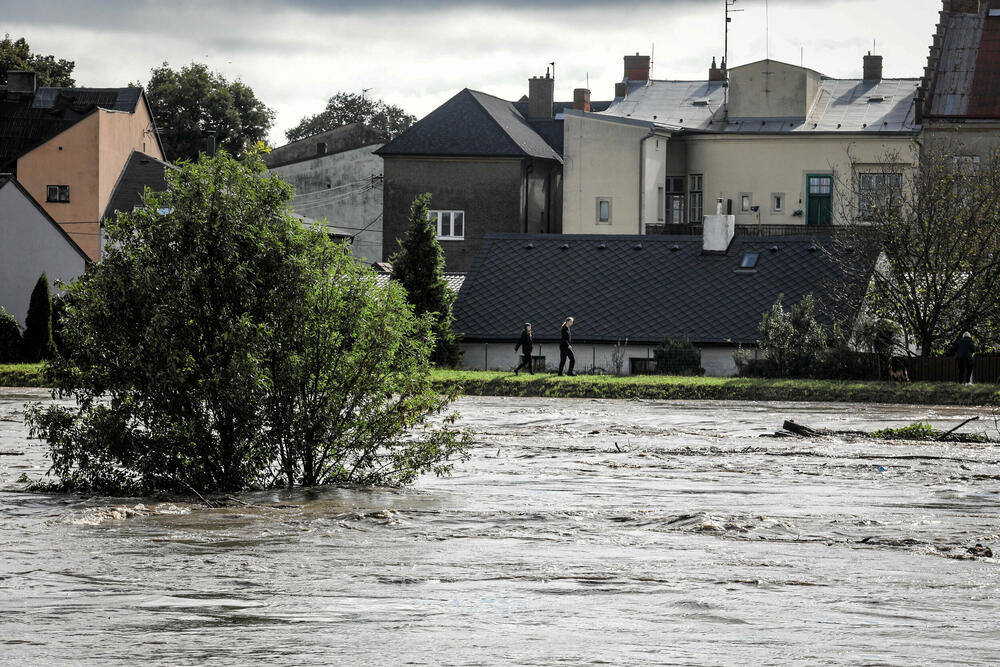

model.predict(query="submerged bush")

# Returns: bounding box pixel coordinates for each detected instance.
[27,150,469,495]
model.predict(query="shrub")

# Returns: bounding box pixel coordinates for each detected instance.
[0,307,22,363]
[26,150,469,496]
[653,336,703,375]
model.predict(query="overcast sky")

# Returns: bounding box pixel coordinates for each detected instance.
[7,0,943,146]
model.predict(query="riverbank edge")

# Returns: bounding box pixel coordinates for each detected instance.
[431,371,1000,407]
[4,365,998,407]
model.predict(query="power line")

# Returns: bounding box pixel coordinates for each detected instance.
[293,177,375,199]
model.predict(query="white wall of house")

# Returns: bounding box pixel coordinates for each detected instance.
[0,181,87,327]
[562,112,669,235]
[460,341,741,377]
[270,144,384,262]
[682,134,918,226]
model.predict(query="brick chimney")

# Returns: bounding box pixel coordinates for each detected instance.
[573,88,591,112]
[709,57,726,82]
[624,54,651,82]
[863,52,883,81]
[7,71,37,95]
[528,69,554,120]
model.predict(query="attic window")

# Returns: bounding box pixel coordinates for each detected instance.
[670,244,680,252]
[991,8,1000,16]
[560,243,570,250]
[46,185,70,202]
[525,243,535,249]
[868,96,886,103]
[597,243,607,250]
[739,253,759,269]
[692,99,710,106]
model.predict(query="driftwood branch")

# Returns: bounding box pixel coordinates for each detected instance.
[937,416,980,441]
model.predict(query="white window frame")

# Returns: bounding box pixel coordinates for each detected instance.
[689,174,703,223]
[857,172,902,221]
[596,197,612,224]
[771,192,785,214]
[428,210,465,240]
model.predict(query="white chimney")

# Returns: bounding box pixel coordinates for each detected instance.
[702,197,735,253]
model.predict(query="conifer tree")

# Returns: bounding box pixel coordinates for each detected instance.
[22,273,54,362]
[0,306,21,363]
[390,194,461,366]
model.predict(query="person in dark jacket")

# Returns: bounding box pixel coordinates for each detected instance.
[955,331,976,384]
[513,323,533,375]
[558,317,575,376]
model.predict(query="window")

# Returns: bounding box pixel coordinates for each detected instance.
[857,172,902,221]
[46,185,70,202]
[688,174,703,223]
[739,252,759,269]
[739,192,753,213]
[667,176,685,224]
[771,193,785,214]
[428,210,464,240]
[657,186,665,222]
[596,197,612,224]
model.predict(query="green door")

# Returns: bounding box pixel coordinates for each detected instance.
[806,174,833,225]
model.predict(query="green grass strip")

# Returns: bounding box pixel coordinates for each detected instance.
[431,370,1000,406]
[0,363,46,388]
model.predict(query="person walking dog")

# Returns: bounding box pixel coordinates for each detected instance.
[558,317,576,376]
[514,323,534,375]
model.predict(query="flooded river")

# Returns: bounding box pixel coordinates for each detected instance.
[2,388,999,665]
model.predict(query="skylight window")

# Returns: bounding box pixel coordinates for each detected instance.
[740,253,759,269]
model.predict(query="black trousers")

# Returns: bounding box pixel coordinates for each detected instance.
[514,353,533,374]
[559,345,575,375]
[957,358,974,383]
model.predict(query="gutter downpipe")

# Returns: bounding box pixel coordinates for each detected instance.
[638,128,657,234]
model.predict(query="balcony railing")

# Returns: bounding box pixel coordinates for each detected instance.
[645,223,842,237]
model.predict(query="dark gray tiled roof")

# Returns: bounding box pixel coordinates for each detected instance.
[454,233,872,345]
[102,151,174,222]
[0,87,143,169]
[376,89,561,162]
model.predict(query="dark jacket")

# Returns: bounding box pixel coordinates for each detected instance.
[955,337,976,361]
[560,324,571,348]
[515,330,533,355]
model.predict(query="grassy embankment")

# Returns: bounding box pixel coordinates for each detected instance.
[3,364,998,406]
[431,370,1000,406]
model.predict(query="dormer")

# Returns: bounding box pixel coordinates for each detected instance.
[727,59,824,120]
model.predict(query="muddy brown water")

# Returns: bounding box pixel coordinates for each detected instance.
[2,388,999,665]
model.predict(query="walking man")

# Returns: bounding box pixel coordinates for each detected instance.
[558,316,576,376]
[955,331,976,385]
[514,323,534,375]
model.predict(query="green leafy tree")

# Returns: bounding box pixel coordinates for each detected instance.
[286,91,415,143]
[142,62,275,162]
[0,34,75,87]
[26,151,468,495]
[390,194,461,366]
[0,306,21,363]
[21,273,55,363]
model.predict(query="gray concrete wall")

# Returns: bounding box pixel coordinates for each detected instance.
[270,144,384,263]
[382,157,527,272]
[0,181,87,327]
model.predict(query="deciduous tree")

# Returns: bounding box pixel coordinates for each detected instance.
[286,91,415,143]
[0,34,75,87]
[832,145,1000,355]
[27,151,467,495]
[142,62,275,162]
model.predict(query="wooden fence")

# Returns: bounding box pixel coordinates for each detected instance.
[897,355,1000,384]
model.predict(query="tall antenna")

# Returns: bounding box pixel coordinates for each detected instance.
[549,61,556,80]
[724,0,743,119]
[765,0,770,61]
[651,43,655,79]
